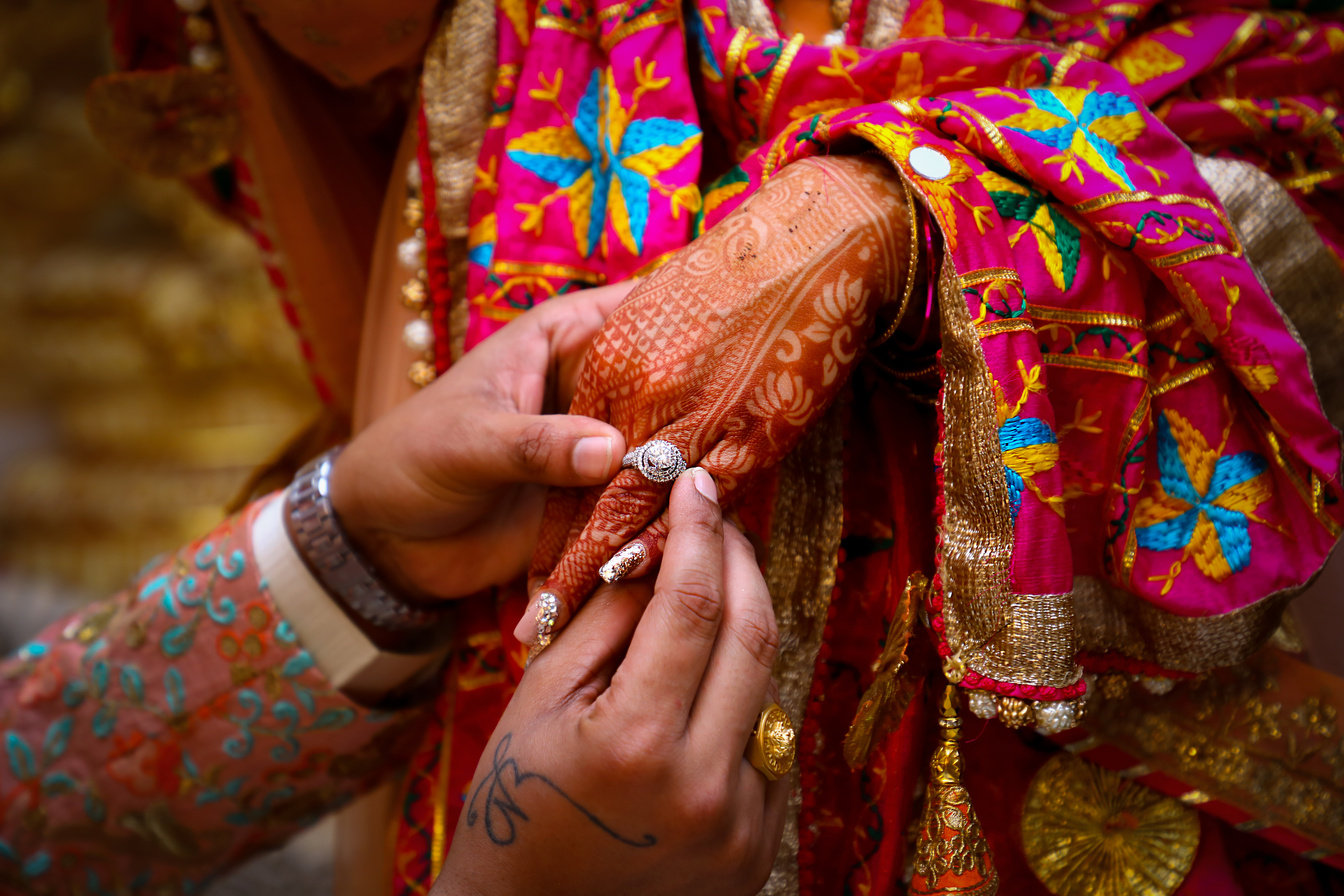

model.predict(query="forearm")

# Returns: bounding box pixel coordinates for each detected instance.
[0,495,430,893]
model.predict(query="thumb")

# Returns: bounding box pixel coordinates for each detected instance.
[465,413,626,488]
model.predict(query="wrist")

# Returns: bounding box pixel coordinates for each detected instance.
[285,448,454,653]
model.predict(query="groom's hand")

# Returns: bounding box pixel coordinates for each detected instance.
[328,281,635,600]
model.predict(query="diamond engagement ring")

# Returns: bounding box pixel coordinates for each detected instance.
[621,440,687,483]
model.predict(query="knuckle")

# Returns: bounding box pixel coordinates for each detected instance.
[512,421,556,474]
[676,781,731,832]
[731,606,780,671]
[595,488,658,532]
[596,723,674,781]
[721,820,757,868]
[677,502,724,542]
[660,578,723,635]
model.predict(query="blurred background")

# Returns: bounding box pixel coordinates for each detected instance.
[0,3,329,890]
[0,2,1340,894]
[0,0,318,639]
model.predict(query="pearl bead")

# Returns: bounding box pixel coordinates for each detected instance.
[397,235,425,270]
[403,318,434,353]
[1138,675,1175,695]
[967,691,997,719]
[175,0,208,12]
[1033,701,1077,735]
[406,159,422,191]
[189,44,223,72]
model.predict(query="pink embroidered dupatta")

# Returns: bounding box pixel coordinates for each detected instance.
[456,0,1343,701]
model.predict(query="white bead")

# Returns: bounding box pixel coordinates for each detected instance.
[406,159,422,191]
[189,44,223,72]
[822,28,846,46]
[402,318,434,353]
[175,0,208,12]
[967,690,997,719]
[1139,675,1176,695]
[1033,700,1077,735]
[909,146,952,181]
[397,235,425,270]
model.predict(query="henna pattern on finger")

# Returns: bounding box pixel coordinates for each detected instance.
[531,156,913,609]
[466,733,658,848]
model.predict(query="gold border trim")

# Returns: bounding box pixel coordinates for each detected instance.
[1029,303,1145,331]
[1043,353,1148,381]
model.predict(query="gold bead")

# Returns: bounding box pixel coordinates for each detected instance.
[1097,674,1131,701]
[401,278,427,311]
[184,14,215,44]
[407,359,436,387]
[997,696,1033,729]
[403,197,424,229]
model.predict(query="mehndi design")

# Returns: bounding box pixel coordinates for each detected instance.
[526,155,914,636]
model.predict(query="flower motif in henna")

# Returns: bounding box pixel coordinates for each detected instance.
[525,155,916,638]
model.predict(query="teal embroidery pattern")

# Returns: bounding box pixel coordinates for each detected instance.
[1001,87,1144,192]
[1134,409,1272,584]
[506,68,701,257]
[1000,416,1060,524]
[0,502,413,892]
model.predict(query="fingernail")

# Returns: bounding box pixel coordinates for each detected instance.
[513,590,560,646]
[599,541,647,584]
[573,436,614,480]
[688,467,718,504]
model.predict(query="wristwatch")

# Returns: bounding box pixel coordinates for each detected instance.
[285,447,453,654]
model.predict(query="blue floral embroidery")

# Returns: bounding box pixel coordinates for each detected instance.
[507,68,700,257]
[1135,411,1271,581]
[999,416,1059,524]
[1002,87,1144,191]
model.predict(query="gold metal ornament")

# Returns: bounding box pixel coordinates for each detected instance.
[747,703,796,781]
[843,572,927,769]
[1021,753,1199,896]
[910,684,998,896]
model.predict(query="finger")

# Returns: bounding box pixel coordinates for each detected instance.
[596,437,768,586]
[689,524,779,746]
[516,467,669,645]
[596,447,763,586]
[608,469,725,730]
[757,771,790,873]
[530,483,590,594]
[544,280,640,406]
[524,578,654,702]
[454,412,626,489]
[598,517,667,584]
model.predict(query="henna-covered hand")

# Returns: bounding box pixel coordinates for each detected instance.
[518,155,913,642]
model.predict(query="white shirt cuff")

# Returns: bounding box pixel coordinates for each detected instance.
[252,490,449,699]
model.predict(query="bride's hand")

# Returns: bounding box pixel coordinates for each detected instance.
[519,154,912,643]
[435,471,786,896]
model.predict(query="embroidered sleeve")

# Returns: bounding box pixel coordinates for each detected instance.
[0,496,427,894]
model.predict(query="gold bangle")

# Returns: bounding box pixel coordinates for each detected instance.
[869,174,922,349]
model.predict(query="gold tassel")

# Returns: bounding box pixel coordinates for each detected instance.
[909,684,999,896]
[843,572,927,769]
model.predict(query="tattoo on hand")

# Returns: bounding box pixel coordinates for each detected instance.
[466,733,657,848]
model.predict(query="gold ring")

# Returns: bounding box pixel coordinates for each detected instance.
[746,703,796,781]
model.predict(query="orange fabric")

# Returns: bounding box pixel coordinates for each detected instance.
[214,0,385,414]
